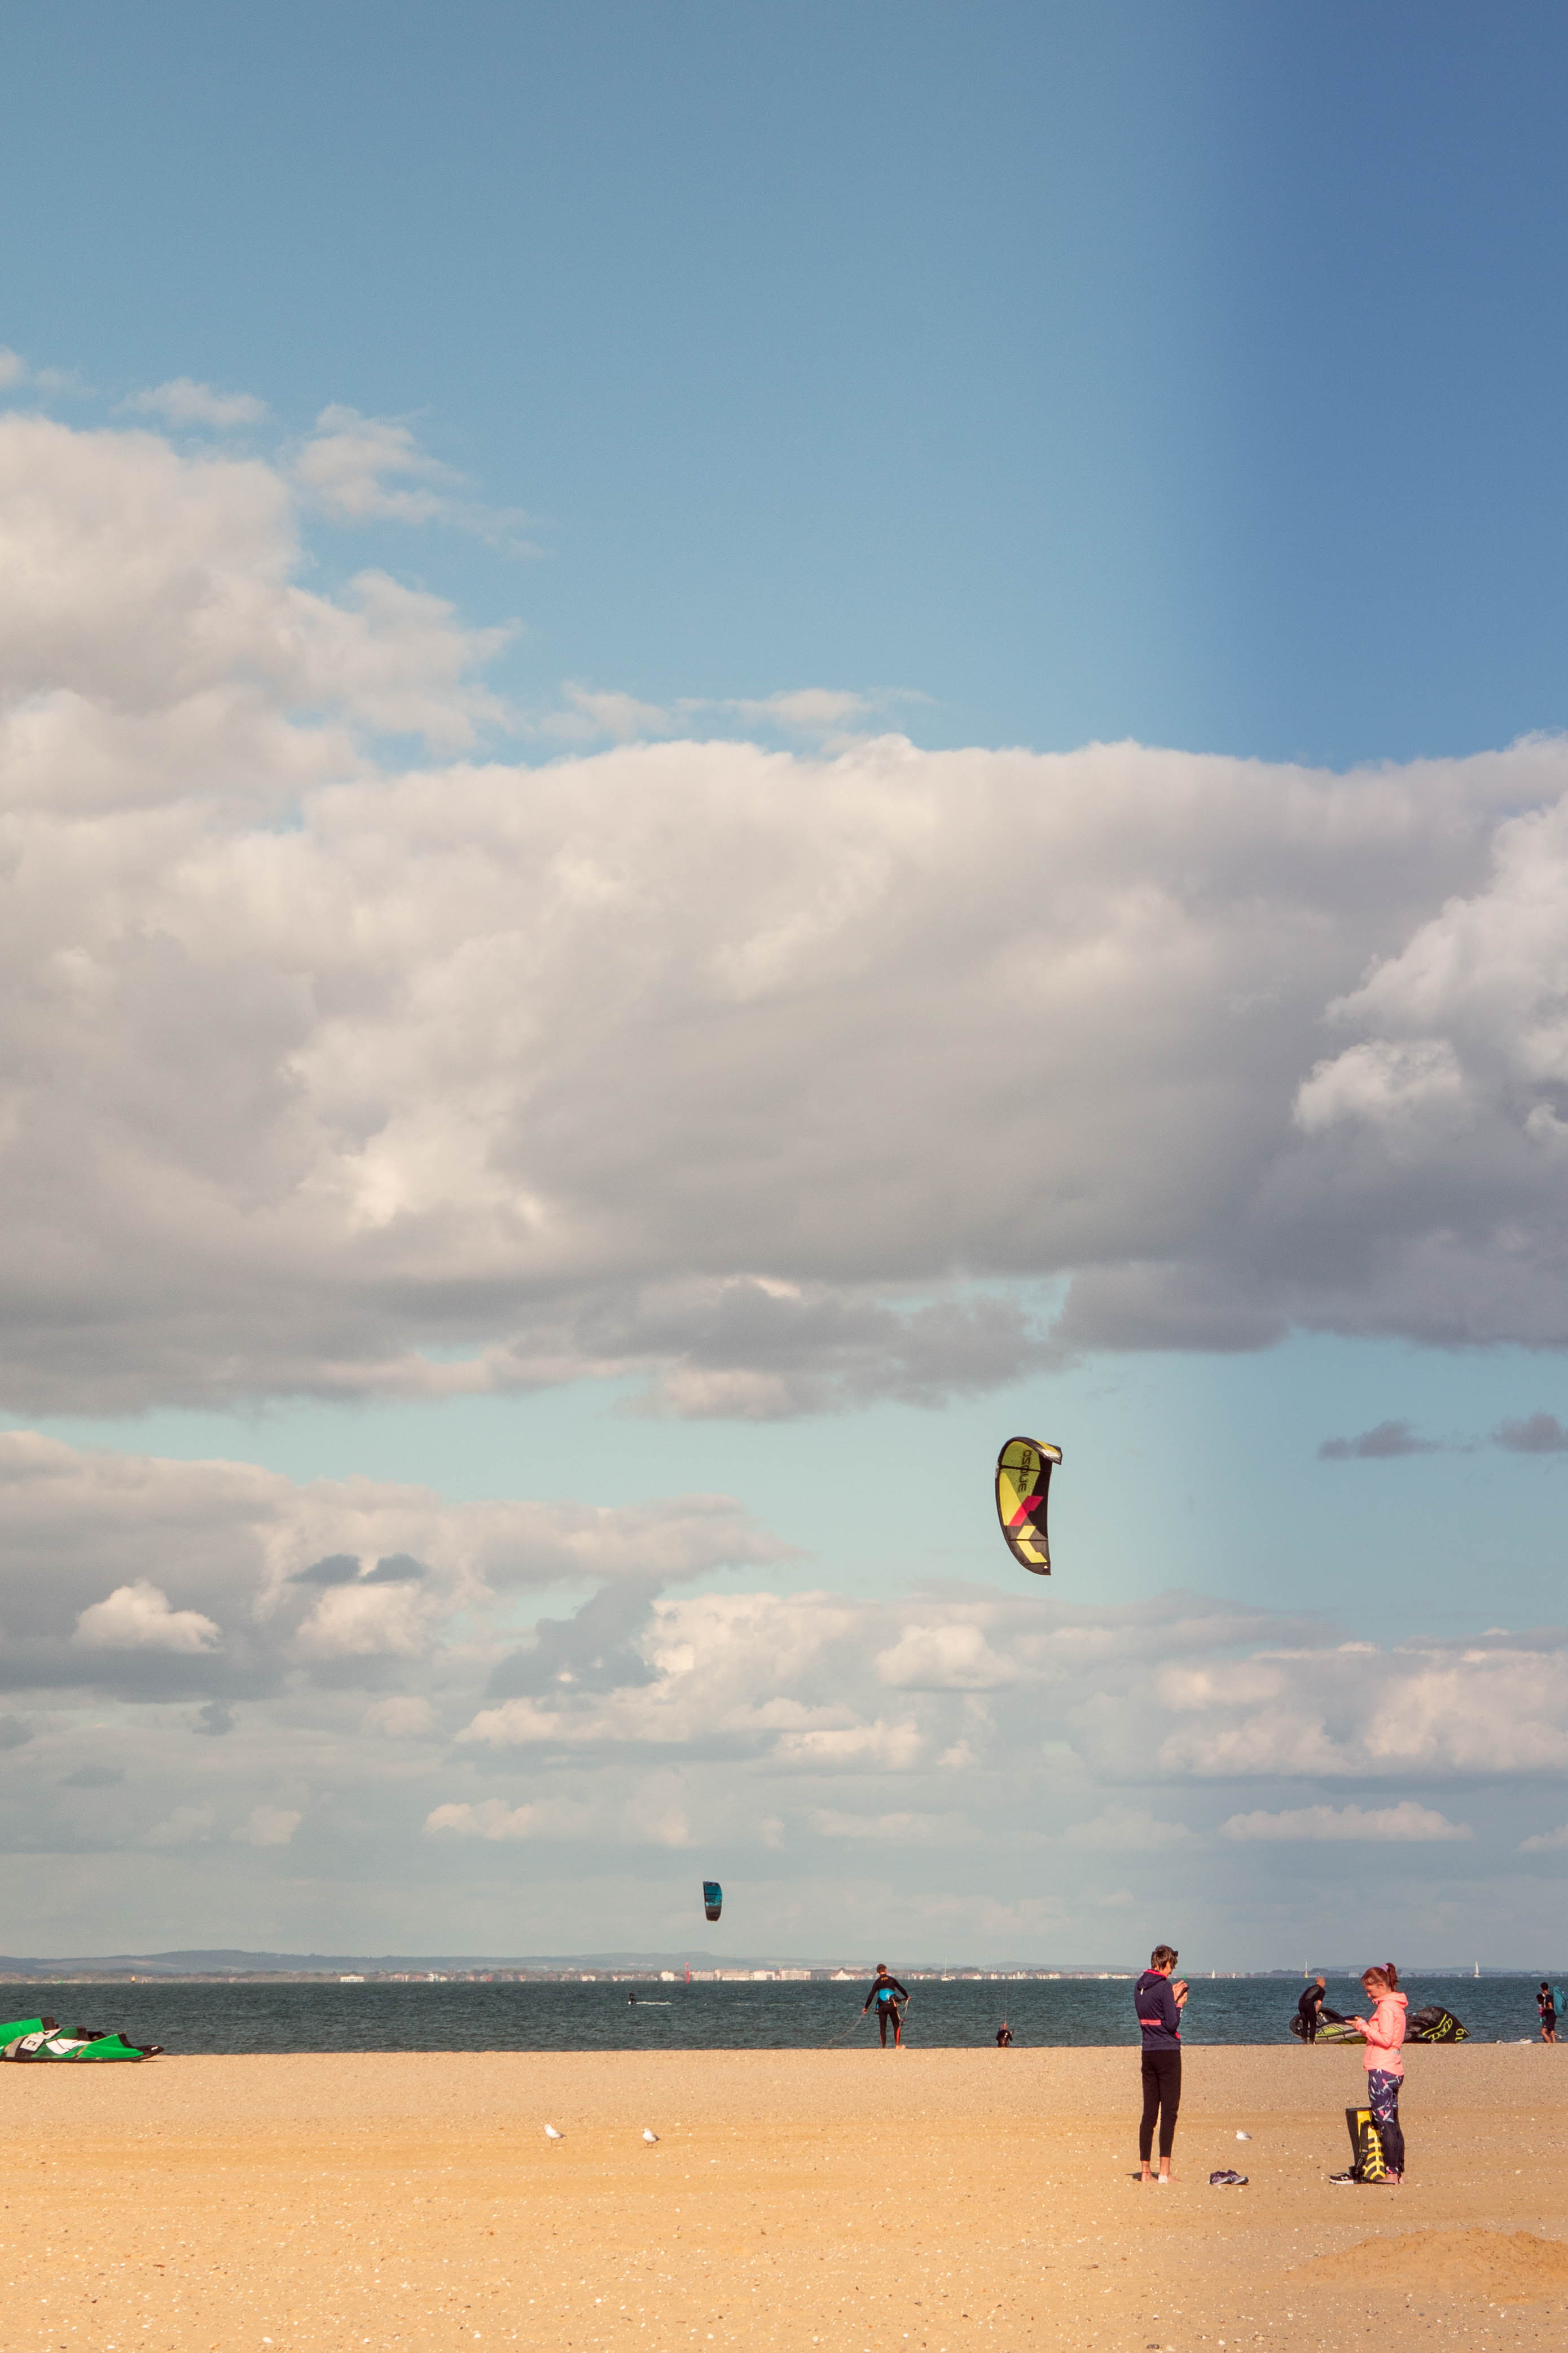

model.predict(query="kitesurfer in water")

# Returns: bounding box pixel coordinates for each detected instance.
[995,2022,1013,2047]
[1134,1944,1187,2184]
[863,1964,909,2048]
[1538,1983,1558,2043]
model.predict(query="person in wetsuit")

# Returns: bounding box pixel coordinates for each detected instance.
[995,2023,1013,2047]
[863,1964,909,2047]
[1134,1943,1187,2184]
[1297,1976,1327,2042]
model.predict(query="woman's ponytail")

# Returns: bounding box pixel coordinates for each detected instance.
[1382,1962,1399,1988]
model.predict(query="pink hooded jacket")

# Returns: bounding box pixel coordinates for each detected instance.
[1356,1986,1407,2076]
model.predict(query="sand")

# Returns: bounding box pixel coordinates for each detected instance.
[2,2042,1565,2351]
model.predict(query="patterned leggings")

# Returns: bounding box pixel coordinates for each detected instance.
[1367,2069,1405,2176]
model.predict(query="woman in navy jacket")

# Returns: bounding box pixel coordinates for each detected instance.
[1134,1943,1188,2183]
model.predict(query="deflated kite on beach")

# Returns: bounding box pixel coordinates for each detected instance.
[995,1436,1062,1574]
[1,2014,162,2061]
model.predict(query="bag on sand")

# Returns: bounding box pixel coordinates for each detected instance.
[1336,2104,1386,2184]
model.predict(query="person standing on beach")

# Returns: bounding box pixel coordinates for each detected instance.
[1538,1982,1558,2043]
[862,1964,909,2047]
[1134,1944,1187,2184]
[1350,1963,1407,2185]
[1297,1976,1327,2043]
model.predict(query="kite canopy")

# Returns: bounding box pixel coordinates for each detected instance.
[0,2015,161,2061]
[995,1436,1062,1574]
[1407,2005,1468,2044]
[702,1879,723,1923]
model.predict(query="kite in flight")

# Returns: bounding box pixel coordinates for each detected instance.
[702,1879,723,1922]
[995,1436,1062,1575]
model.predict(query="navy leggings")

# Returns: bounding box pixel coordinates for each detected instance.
[1139,2048,1181,2163]
[1367,2069,1406,2175]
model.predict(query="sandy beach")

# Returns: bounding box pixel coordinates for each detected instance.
[2,2044,1565,2352]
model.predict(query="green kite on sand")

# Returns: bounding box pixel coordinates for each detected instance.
[1,2015,162,2061]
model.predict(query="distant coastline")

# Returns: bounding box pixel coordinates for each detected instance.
[0,1948,1530,1985]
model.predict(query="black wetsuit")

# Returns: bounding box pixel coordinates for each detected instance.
[1297,1984,1325,2043]
[1134,1971,1182,2165]
[863,1974,908,2046]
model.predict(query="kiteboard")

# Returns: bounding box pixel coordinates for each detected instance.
[995,1436,1062,1574]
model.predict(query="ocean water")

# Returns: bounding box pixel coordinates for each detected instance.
[0,1973,1552,2056]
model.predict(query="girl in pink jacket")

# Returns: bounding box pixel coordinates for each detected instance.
[1351,1962,1408,2183]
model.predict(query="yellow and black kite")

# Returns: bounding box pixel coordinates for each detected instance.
[995,1436,1062,1575]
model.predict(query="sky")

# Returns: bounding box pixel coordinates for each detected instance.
[2,1,1568,1969]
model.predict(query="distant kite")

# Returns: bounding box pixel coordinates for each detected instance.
[702,1879,723,1922]
[995,1436,1062,1575]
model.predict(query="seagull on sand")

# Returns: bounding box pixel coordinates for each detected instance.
[643,2129,659,2143]
[544,2125,564,2140]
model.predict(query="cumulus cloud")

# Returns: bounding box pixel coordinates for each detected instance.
[126,379,267,428]
[3,1423,1566,1945]
[1318,1420,1446,1460]
[9,409,1568,1419]
[73,1581,219,1654]
[1220,1801,1472,1842]
[1519,1821,1568,1852]
[0,1428,788,1714]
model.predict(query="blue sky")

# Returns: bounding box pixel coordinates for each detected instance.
[2,3,1568,1965]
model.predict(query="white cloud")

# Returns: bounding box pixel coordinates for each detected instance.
[537,683,917,746]
[0,349,25,388]
[876,1621,1019,1690]
[12,414,1568,1413]
[289,406,530,546]
[5,407,1568,1416]
[1156,1644,1568,1778]
[294,1579,436,1660]
[1,1417,1563,1949]
[73,1580,219,1654]
[126,379,267,429]
[233,1805,301,1846]
[1220,1801,1472,1843]
[1519,1822,1568,1852]
[293,405,460,523]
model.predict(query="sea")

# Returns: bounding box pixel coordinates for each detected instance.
[0,1972,1553,2055]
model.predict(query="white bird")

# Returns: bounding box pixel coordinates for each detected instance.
[544,2125,564,2141]
[1235,2131,1251,2142]
[642,2129,659,2144]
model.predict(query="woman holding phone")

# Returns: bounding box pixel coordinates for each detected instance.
[1134,1943,1188,2183]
